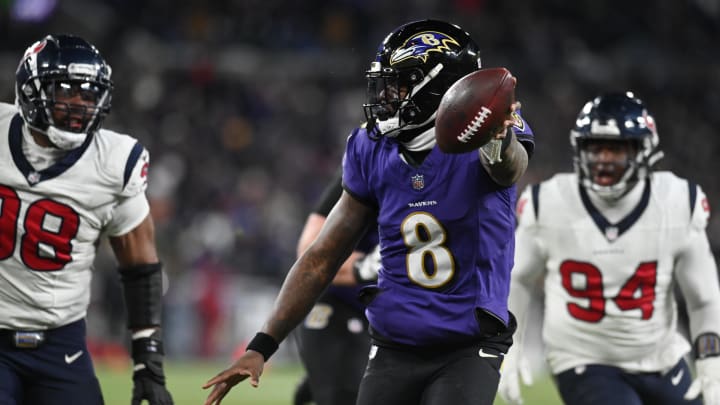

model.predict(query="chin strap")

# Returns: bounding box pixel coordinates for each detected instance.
[376,63,445,138]
[24,119,89,150]
[46,126,89,150]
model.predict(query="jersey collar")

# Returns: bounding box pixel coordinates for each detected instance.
[9,114,92,186]
[579,178,651,242]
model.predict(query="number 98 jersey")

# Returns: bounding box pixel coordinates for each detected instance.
[513,172,716,374]
[0,103,150,330]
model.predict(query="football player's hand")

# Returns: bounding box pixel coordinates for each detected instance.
[488,101,522,141]
[684,356,720,404]
[353,245,381,284]
[498,348,533,405]
[131,356,174,405]
[203,351,266,405]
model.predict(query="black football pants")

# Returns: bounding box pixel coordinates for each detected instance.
[355,310,515,405]
[295,294,371,405]
[355,341,505,405]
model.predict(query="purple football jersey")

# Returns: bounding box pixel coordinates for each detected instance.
[342,126,518,347]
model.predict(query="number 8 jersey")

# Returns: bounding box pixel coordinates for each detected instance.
[0,103,150,330]
[512,172,719,374]
[342,124,530,347]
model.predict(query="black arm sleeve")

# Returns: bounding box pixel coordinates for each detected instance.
[313,166,344,217]
[119,262,163,329]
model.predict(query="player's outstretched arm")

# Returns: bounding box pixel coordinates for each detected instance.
[110,215,174,405]
[203,191,374,405]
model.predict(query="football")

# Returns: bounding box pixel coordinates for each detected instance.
[435,67,516,154]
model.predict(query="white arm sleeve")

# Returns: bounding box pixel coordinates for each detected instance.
[509,187,547,352]
[675,186,720,341]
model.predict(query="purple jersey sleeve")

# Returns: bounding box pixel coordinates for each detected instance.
[512,109,534,157]
[342,126,378,208]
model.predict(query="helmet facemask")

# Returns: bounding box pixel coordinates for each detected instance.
[363,62,444,138]
[573,138,644,200]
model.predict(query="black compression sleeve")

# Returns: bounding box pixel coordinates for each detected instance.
[313,166,343,217]
[119,262,163,328]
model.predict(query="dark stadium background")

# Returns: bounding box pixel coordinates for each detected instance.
[1,1,717,403]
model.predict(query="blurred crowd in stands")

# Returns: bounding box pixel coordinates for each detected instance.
[1,0,719,360]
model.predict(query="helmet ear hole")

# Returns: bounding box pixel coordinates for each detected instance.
[404,68,425,87]
[400,105,419,123]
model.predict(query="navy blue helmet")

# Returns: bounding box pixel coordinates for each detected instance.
[15,34,113,148]
[363,20,481,140]
[570,92,663,199]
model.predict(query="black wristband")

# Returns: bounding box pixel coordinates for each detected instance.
[246,332,279,361]
[695,332,720,359]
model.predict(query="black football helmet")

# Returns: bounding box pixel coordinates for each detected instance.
[363,20,481,140]
[570,92,663,200]
[15,34,113,149]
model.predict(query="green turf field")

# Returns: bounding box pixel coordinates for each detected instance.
[97,361,563,405]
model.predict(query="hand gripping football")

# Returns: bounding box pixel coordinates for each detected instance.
[435,67,517,154]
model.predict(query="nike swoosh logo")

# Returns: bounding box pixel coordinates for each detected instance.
[65,350,83,364]
[671,369,684,386]
[478,348,498,358]
[368,345,378,360]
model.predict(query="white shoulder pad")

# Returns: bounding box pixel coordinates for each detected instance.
[0,102,19,121]
[517,174,574,225]
[122,146,149,197]
[93,128,149,198]
[657,172,712,230]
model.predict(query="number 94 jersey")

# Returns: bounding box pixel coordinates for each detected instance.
[513,172,717,374]
[0,103,150,330]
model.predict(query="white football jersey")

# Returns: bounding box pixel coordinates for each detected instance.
[0,102,150,329]
[513,171,717,374]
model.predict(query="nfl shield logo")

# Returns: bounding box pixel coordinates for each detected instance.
[411,174,424,190]
[605,226,618,241]
[27,172,41,184]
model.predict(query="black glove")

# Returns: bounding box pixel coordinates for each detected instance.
[131,333,174,405]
